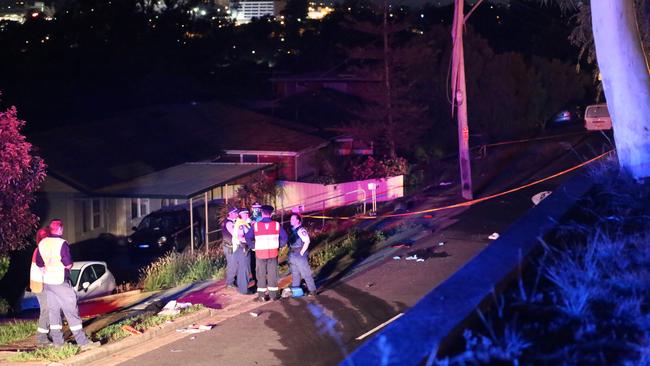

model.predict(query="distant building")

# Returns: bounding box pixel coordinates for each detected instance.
[230,0,278,24]
[307,1,334,20]
[0,0,52,23]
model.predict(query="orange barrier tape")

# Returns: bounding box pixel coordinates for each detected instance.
[304,150,614,221]
[477,131,589,149]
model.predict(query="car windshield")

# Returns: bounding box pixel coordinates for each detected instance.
[70,269,80,286]
[137,214,185,231]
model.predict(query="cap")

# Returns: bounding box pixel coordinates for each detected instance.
[228,207,239,214]
[239,208,250,214]
[252,202,262,209]
[260,205,274,213]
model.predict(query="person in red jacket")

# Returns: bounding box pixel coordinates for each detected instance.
[247,205,287,302]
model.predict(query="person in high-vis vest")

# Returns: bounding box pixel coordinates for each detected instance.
[35,220,99,350]
[288,214,318,297]
[31,228,50,345]
[230,208,253,294]
[247,205,287,302]
[222,207,239,288]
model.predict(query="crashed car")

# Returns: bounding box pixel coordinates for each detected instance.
[22,261,117,310]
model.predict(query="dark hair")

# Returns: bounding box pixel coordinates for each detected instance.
[36,227,49,243]
[291,213,302,223]
[49,219,63,232]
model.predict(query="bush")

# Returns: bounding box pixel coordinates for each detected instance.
[433,163,650,365]
[139,251,226,292]
[350,156,409,180]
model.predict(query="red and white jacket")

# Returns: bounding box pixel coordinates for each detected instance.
[253,221,281,259]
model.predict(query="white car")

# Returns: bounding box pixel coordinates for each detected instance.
[22,261,117,310]
[69,261,117,301]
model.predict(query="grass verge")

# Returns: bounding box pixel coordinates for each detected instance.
[94,304,204,343]
[8,344,80,362]
[0,320,36,346]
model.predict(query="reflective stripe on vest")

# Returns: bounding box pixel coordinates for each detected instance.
[253,221,280,259]
[38,237,66,285]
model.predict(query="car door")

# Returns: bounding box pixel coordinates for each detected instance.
[90,263,115,296]
[76,264,99,300]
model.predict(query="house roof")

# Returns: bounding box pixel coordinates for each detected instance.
[270,72,382,83]
[96,163,271,199]
[29,101,327,191]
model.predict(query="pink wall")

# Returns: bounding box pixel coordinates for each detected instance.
[276,176,404,213]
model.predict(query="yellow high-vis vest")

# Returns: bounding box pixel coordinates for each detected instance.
[38,237,66,285]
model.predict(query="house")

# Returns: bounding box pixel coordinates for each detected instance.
[270,73,382,100]
[29,100,328,243]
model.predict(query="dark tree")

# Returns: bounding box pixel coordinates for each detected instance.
[0,105,46,255]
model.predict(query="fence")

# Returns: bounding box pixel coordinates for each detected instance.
[275,176,404,214]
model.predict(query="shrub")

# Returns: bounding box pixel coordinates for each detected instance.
[139,251,226,292]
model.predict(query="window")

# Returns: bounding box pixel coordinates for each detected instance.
[79,266,98,289]
[92,199,101,228]
[161,199,179,207]
[82,198,103,233]
[131,198,150,219]
[91,264,106,279]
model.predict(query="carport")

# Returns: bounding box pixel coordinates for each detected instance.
[97,162,273,254]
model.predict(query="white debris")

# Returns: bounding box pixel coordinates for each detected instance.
[531,191,552,206]
[439,181,452,186]
[158,300,193,316]
[416,258,425,262]
[392,256,401,260]
[438,242,445,246]
[488,232,500,240]
[250,312,260,317]
[405,255,418,261]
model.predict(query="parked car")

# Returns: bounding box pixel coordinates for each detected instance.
[21,261,117,310]
[584,103,612,130]
[127,205,203,253]
[545,106,583,129]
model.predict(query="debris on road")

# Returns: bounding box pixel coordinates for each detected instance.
[158,300,193,316]
[423,214,434,219]
[416,259,425,262]
[488,232,500,240]
[121,325,142,335]
[392,256,401,260]
[390,242,413,248]
[438,242,445,246]
[531,191,552,206]
[407,247,450,260]
[171,349,183,353]
[439,181,452,186]
[176,324,213,334]
[366,282,375,288]
[405,255,418,261]
[250,312,260,317]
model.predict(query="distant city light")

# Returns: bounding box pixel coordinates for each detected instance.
[420,14,424,18]
[251,50,256,54]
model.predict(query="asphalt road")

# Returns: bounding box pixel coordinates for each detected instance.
[115,132,612,366]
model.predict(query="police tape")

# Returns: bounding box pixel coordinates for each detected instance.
[303,150,614,221]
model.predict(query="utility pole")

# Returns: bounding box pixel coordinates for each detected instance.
[383,0,395,158]
[451,0,482,200]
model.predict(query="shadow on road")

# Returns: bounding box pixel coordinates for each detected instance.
[263,283,406,366]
